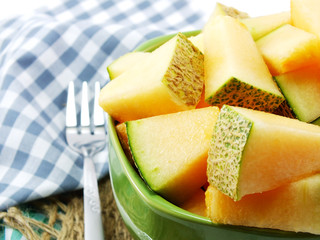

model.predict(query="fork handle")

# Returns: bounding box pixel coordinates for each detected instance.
[83,155,104,240]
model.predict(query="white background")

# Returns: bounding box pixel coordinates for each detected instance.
[0,0,290,21]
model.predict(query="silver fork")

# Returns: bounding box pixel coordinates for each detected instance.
[66,81,105,240]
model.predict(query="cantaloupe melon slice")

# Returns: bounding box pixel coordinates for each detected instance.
[207,105,320,201]
[127,106,219,204]
[107,52,149,80]
[203,16,284,112]
[256,24,320,75]
[179,188,206,217]
[241,12,291,40]
[189,3,248,55]
[209,2,249,20]
[275,65,320,122]
[107,34,204,82]
[99,33,204,122]
[291,0,320,38]
[206,173,320,234]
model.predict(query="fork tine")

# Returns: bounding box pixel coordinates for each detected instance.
[81,81,90,128]
[93,82,105,127]
[66,81,77,128]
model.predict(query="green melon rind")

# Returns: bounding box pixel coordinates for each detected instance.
[205,77,285,112]
[207,105,253,201]
[275,75,319,122]
[125,120,154,190]
[162,33,204,106]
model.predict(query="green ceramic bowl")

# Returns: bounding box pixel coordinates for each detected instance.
[107,31,320,240]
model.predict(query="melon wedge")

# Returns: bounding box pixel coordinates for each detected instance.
[179,188,206,217]
[209,2,249,20]
[241,11,291,40]
[291,0,320,38]
[99,33,204,122]
[107,34,203,81]
[207,105,320,201]
[275,65,320,122]
[188,34,204,53]
[203,16,284,112]
[127,107,219,204]
[189,2,249,55]
[206,174,320,234]
[107,52,149,80]
[256,24,320,75]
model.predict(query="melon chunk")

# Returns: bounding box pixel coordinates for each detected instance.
[107,52,149,80]
[241,12,291,40]
[207,105,320,201]
[127,107,219,204]
[206,174,320,234]
[203,16,284,112]
[275,65,320,122]
[99,33,204,122]
[179,188,206,217]
[107,34,203,81]
[291,0,320,38]
[188,34,204,53]
[256,24,320,75]
[189,2,249,55]
[210,2,249,20]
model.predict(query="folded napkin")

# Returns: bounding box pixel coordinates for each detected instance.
[0,0,206,211]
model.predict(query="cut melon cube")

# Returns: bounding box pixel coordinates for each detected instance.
[241,12,291,40]
[99,33,204,122]
[206,174,320,234]
[207,105,320,201]
[275,65,320,122]
[203,16,284,112]
[107,52,149,80]
[291,0,320,38]
[256,24,320,75]
[127,107,219,204]
[179,188,206,217]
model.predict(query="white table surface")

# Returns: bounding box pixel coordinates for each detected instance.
[0,0,61,20]
[0,0,290,22]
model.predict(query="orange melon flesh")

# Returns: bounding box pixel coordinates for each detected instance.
[256,24,320,75]
[275,65,320,122]
[126,107,220,204]
[207,105,320,201]
[99,33,204,123]
[241,11,291,40]
[203,16,284,112]
[179,188,206,217]
[291,0,320,38]
[206,173,320,235]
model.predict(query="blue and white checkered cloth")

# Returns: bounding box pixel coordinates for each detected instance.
[0,0,207,211]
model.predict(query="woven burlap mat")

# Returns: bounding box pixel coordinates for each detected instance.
[0,176,133,240]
